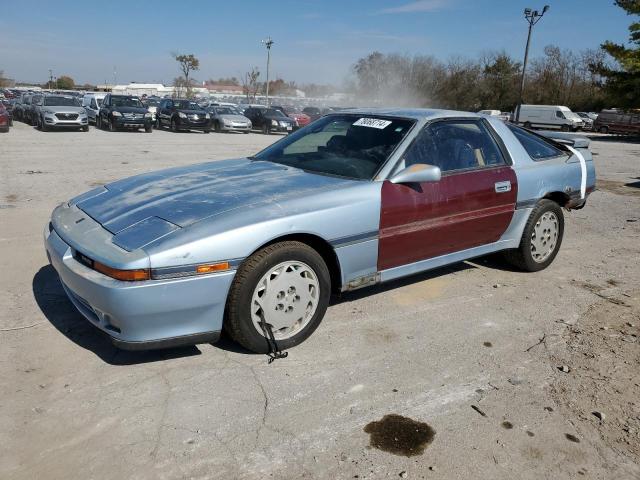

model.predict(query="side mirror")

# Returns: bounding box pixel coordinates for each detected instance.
[390,163,441,184]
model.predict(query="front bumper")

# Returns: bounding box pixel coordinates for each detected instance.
[114,117,153,129]
[268,123,294,133]
[178,118,211,130]
[43,114,88,128]
[44,225,234,350]
[220,122,251,132]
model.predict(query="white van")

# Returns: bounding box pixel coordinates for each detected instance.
[515,105,584,131]
[81,93,107,124]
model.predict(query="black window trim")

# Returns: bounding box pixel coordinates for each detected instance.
[388,116,513,179]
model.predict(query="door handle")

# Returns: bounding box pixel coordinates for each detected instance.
[495,181,511,193]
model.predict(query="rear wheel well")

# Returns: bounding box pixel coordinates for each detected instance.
[543,191,570,208]
[249,234,342,293]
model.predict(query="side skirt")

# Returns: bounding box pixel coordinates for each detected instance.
[379,238,518,283]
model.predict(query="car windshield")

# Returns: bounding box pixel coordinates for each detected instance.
[266,108,287,118]
[564,111,581,120]
[112,97,143,108]
[215,107,234,115]
[174,100,202,110]
[254,114,415,180]
[44,96,79,106]
[144,99,159,107]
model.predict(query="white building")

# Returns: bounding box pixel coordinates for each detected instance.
[110,83,209,98]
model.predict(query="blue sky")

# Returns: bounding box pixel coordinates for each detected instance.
[0,0,632,86]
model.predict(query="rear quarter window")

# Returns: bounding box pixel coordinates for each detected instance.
[507,124,566,161]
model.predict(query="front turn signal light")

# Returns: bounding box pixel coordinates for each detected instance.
[93,261,150,281]
[196,262,230,274]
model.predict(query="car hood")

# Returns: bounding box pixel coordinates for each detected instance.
[219,114,250,122]
[43,106,85,114]
[72,158,356,238]
[178,109,207,115]
[267,115,293,123]
[113,106,148,114]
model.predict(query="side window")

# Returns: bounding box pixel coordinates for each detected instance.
[507,124,566,161]
[555,110,565,119]
[90,98,97,109]
[403,120,506,173]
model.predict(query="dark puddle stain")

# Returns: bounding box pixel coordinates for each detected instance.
[565,433,581,443]
[501,421,514,430]
[364,414,435,457]
[526,431,535,437]
[483,341,493,347]
[544,406,554,412]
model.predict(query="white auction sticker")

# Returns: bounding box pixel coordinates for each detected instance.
[353,118,392,129]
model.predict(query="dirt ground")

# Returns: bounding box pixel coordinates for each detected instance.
[1,123,639,480]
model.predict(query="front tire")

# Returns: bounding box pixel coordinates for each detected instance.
[225,241,331,353]
[262,123,270,135]
[599,126,609,134]
[503,199,564,272]
[109,117,117,132]
[145,124,153,133]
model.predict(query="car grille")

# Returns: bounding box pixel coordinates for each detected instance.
[123,113,144,119]
[55,113,78,120]
[188,114,202,120]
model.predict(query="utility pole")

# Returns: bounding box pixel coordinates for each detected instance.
[48,69,53,90]
[515,5,549,124]
[261,37,274,107]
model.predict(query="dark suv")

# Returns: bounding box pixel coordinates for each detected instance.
[244,107,295,134]
[593,109,640,135]
[97,94,153,132]
[156,98,211,133]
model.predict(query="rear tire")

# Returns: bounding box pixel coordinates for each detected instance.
[599,126,609,134]
[224,241,331,353]
[503,199,564,272]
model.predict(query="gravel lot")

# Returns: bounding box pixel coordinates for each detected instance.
[1,123,639,480]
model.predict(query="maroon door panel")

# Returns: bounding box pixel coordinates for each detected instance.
[378,166,517,271]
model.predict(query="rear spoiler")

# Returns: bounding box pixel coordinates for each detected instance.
[536,131,590,149]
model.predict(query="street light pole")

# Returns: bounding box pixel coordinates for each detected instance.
[48,69,53,90]
[261,37,274,107]
[515,5,549,124]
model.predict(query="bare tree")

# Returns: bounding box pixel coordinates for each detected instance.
[172,53,200,98]
[241,67,260,102]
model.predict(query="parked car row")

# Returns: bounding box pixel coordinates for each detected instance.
[11,93,89,131]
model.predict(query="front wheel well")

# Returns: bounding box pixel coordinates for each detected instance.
[248,234,342,293]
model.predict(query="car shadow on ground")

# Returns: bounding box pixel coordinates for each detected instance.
[33,265,202,365]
